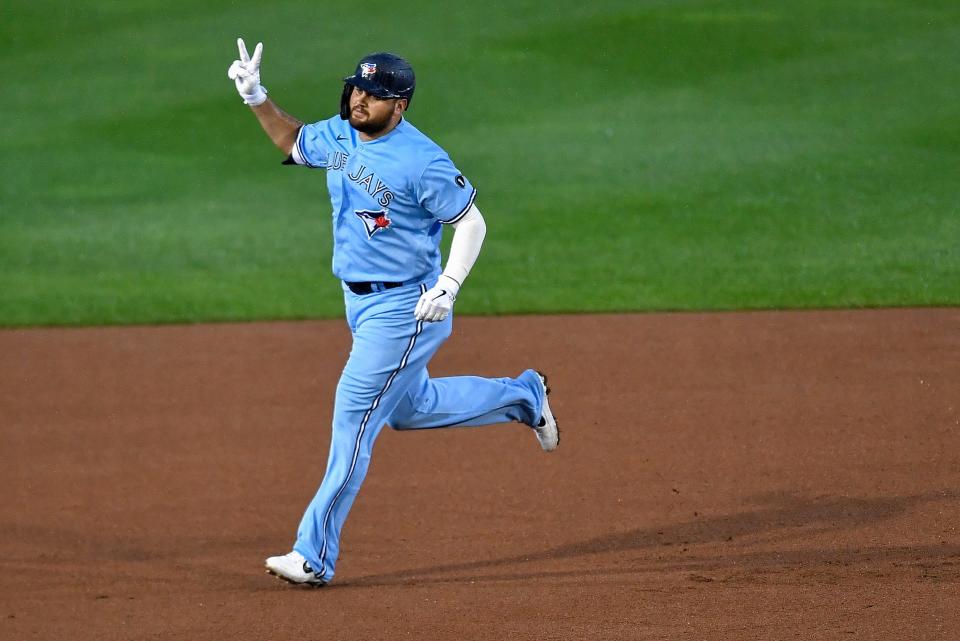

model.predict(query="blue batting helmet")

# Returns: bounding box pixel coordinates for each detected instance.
[340,52,416,120]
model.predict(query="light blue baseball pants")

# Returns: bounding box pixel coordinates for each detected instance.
[292,282,544,582]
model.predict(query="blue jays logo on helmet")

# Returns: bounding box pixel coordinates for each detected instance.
[360,63,377,79]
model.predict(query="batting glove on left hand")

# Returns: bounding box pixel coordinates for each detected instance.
[414,275,459,322]
[227,37,268,106]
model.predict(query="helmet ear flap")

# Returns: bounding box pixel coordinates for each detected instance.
[339,83,353,120]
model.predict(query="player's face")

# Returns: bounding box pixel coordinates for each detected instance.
[348,87,406,137]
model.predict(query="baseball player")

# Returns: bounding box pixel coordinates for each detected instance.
[227,38,559,587]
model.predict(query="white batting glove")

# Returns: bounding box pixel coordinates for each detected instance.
[227,37,268,106]
[414,275,460,322]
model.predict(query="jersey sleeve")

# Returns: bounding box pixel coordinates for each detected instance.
[288,122,329,169]
[416,153,477,224]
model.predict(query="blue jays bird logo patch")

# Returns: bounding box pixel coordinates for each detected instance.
[360,63,377,78]
[355,209,391,238]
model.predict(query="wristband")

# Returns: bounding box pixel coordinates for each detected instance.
[242,85,268,106]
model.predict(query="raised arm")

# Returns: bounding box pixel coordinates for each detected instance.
[228,38,303,155]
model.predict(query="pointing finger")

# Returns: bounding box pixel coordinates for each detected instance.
[237,37,250,64]
[251,42,263,68]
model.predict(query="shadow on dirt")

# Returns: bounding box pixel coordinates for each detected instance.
[341,490,960,588]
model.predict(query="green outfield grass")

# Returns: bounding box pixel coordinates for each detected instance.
[2,0,958,326]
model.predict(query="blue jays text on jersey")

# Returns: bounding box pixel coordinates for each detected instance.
[288,116,477,284]
[346,164,394,207]
[326,153,395,208]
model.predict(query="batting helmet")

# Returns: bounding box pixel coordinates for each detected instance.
[339,52,416,120]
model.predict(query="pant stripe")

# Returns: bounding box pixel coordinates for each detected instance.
[317,284,428,572]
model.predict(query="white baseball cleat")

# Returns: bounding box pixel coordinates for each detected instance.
[533,371,559,452]
[265,551,327,587]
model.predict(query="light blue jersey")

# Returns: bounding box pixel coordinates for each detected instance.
[290,116,477,283]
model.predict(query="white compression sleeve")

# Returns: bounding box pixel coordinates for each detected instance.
[438,204,486,297]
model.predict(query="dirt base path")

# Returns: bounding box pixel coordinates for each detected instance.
[2,309,958,640]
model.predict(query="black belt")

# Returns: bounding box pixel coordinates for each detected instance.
[345,281,404,295]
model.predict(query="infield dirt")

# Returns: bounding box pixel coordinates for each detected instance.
[2,309,958,640]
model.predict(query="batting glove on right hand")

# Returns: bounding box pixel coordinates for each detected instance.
[227,37,268,106]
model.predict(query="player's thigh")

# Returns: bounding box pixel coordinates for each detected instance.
[336,312,447,413]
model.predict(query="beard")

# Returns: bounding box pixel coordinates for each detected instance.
[349,108,394,136]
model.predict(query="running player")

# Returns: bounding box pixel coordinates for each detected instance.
[227,39,559,586]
